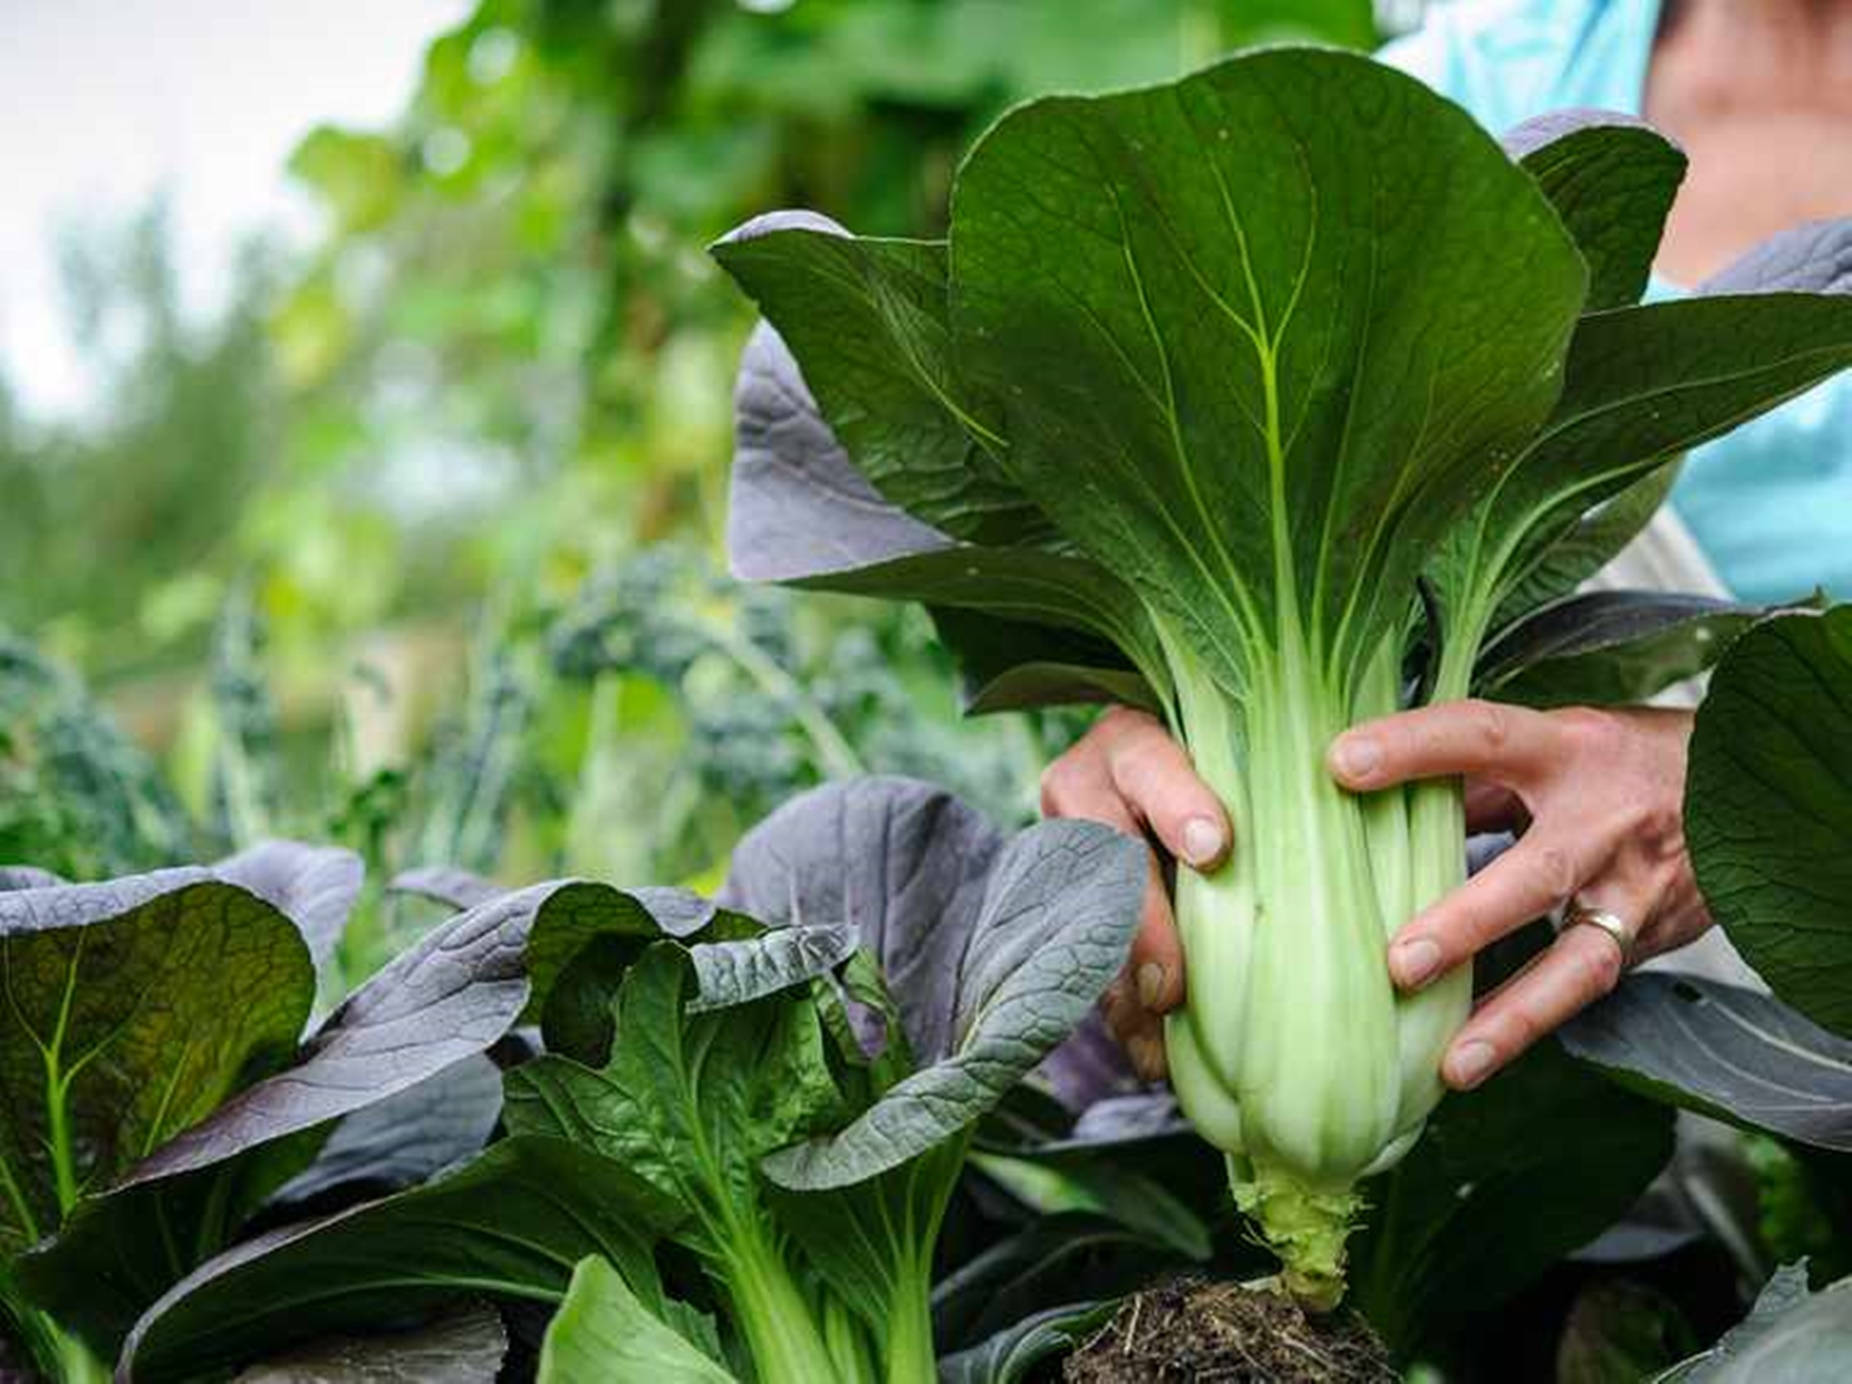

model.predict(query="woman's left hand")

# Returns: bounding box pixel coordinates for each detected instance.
[1328,701,1711,1091]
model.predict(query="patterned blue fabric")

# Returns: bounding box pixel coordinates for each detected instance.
[1381,0,1852,602]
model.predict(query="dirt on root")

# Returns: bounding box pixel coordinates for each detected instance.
[1063,1278,1398,1383]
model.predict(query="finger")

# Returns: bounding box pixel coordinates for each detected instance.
[1044,715,1185,1015]
[1126,888,1185,1015]
[1387,828,1592,990]
[1043,757,1184,1024]
[1330,699,1562,793]
[1099,975,1169,1081]
[1098,709,1231,870]
[1440,909,1632,1089]
[1463,778,1527,834]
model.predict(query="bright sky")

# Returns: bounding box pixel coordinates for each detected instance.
[0,0,470,421]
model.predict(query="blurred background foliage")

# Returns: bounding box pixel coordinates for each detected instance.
[0,0,1396,928]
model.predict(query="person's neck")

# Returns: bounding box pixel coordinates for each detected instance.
[1657,0,1852,106]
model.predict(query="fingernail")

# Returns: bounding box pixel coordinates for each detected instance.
[1181,816,1225,867]
[1136,962,1168,1010]
[1448,1040,1497,1089]
[1333,735,1380,781]
[1130,1033,1167,1082]
[1392,937,1442,989]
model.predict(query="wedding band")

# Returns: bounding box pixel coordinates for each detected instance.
[1563,901,1636,968]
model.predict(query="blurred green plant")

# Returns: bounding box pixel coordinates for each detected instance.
[0,0,1387,974]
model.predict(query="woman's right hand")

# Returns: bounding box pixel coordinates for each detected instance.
[1038,706,1231,1081]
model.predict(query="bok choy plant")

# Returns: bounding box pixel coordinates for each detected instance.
[102,780,1146,1383]
[712,47,1852,1306]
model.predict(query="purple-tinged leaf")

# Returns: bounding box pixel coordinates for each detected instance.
[215,840,363,968]
[1562,973,1852,1151]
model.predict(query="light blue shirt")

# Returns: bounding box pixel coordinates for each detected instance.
[1381,0,1852,603]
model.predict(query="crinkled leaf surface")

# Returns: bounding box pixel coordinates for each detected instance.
[0,866,64,891]
[502,944,843,1257]
[13,883,713,1354]
[720,777,1003,1063]
[1501,110,1685,311]
[1352,1038,1675,1355]
[0,873,311,1259]
[1657,1263,1852,1381]
[121,880,714,1186]
[232,1300,507,1384]
[1701,218,1852,295]
[686,920,858,1013]
[538,1255,735,1384]
[1685,607,1852,1036]
[760,817,1145,1189]
[119,1137,675,1384]
[115,884,539,1185]
[1561,973,1852,1152]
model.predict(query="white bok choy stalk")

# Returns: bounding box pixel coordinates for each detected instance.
[712,48,1852,1306]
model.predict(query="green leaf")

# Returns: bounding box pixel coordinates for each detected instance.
[1560,974,1852,1152]
[1686,607,1852,1035]
[713,216,1043,548]
[965,664,1160,718]
[686,922,858,1014]
[949,48,1585,689]
[936,1300,1120,1384]
[761,819,1144,1189]
[0,875,313,1260]
[502,944,843,1258]
[927,608,1159,716]
[118,1137,675,1384]
[764,1139,966,1344]
[1351,1038,1675,1356]
[213,841,364,971]
[538,1256,737,1384]
[16,1129,324,1359]
[1434,294,1852,661]
[1476,590,1768,707]
[1489,460,1680,627]
[233,1300,508,1383]
[1503,111,1686,311]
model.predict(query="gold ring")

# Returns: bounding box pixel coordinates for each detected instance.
[1564,901,1636,968]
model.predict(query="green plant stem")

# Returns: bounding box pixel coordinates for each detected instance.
[42,943,87,1216]
[882,1259,937,1384]
[53,1323,111,1384]
[721,1219,842,1383]
[705,622,864,780]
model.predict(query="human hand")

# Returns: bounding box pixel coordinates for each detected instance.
[1328,701,1710,1091]
[1039,707,1230,1082]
